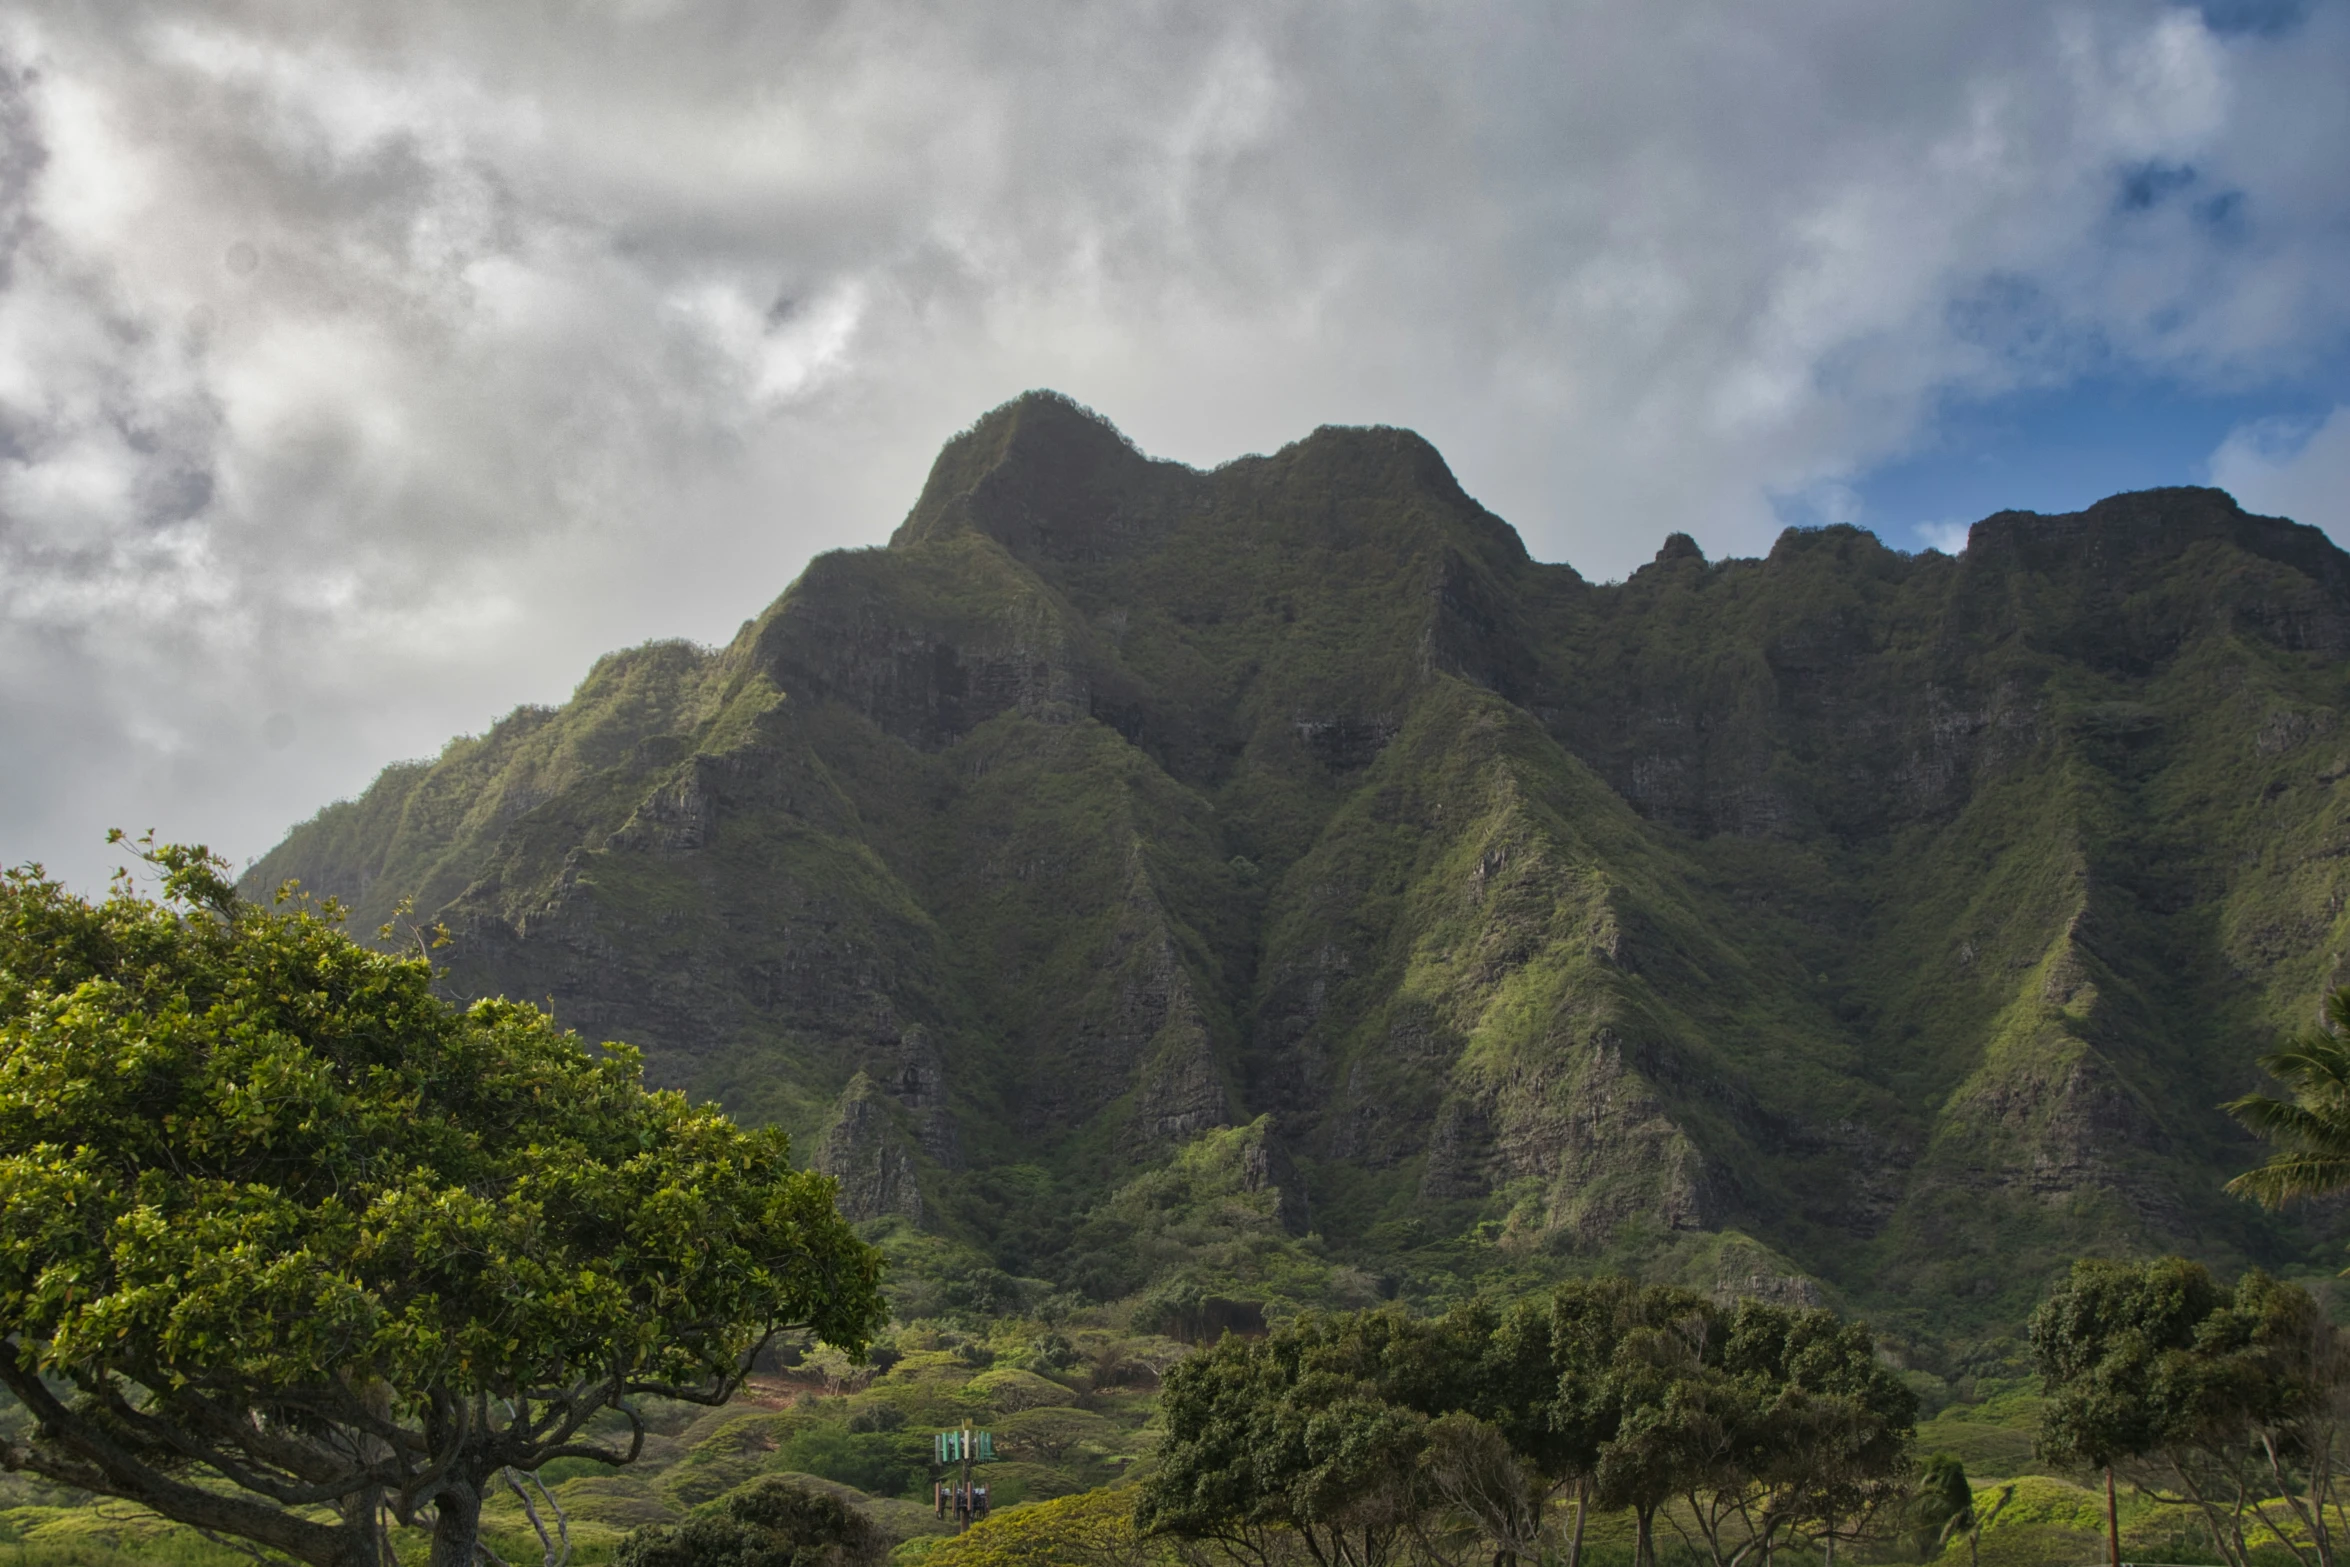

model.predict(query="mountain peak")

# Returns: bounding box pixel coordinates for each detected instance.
[889,390,1181,559]
[1268,422,1496,525]
[890,396,1533,570]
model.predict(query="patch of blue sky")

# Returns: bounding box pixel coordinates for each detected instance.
[1785,71,2350,559]
[2195,0,2310,36]
[1812,371,2350,555]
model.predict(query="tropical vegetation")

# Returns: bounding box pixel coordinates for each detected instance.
[0,843,885,1567]
[2227,986,2350,1213]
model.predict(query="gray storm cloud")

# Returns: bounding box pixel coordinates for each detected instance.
[2,0,2347,888]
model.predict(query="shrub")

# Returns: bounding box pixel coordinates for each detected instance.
[618,1477,886,1567]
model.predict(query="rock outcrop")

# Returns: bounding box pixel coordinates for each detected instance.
[814,1073,926,1225]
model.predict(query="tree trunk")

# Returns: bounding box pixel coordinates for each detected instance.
[333,1490,384,1567]
[1568,1477,1588,1567]
[431,1480,484,1567]
[2106,1466,2121,1567]
[1636,1504,1657,1567]
[2308,1440,2333,1567]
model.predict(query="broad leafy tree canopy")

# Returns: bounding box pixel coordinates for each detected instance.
[1142,1284,1914,1567]
[2030,1256,2229,1470]
[2027,1257,2350,1567]
[1139,1310,1431,1567]
[0,843,885,1567]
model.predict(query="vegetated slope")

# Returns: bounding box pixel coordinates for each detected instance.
[0,1315,1178,1564]
[245,391,2350,1337]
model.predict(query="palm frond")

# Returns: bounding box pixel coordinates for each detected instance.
[2224,987,2350,1208]
[2326,986,2350,1036]
[2256,1038,2350,1095]
[2225,1154,2350,1209]
[2222,1095,2350,1154]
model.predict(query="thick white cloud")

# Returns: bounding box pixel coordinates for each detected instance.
[3,0,2348,887]
[2213,406,2350,535]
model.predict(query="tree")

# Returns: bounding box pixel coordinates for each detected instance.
[994,1406,1118,1463]
[0,845,886,1567]
[1405,1288,1613,1567]
[1441,1280,1649,1567]
[1146,1286,1914,1567]
[1139,1311,1431,1567]
[1640,1365,1770,1567]
[1539,1278,1663,1567]
[1417,1413,1549,1567]
[1579,1292,1915,1567]
[2030,1257,2233,1567]
[1387,1280,1710,1567]
[2227,987,2350,1212]
[2125,1268,2349,1567]
[1587,1286,1720,1567]
[618,1477,887,1567]
[1909,1455,1971,1562]
[1728,1302,1917,1567]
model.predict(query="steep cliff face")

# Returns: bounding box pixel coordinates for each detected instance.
[814,1072,930,1225]
[246,391,2350,1332]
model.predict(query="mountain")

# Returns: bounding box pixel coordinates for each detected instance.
[245,390,2350,1342]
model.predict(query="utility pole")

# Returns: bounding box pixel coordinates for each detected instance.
[933,1425,993,1532]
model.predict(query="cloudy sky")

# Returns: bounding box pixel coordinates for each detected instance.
[4,0,2349,890]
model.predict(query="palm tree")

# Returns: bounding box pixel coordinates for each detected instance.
[2226,986,2350,1208]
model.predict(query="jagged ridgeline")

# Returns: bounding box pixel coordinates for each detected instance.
[247,390,2350,1336]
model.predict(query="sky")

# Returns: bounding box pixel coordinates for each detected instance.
[4,1,2350,891]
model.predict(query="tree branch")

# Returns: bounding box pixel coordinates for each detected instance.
[0,1357,355,1567]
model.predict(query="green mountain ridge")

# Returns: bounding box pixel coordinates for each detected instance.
[245,390,2350,1341]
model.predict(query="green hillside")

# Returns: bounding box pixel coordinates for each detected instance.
[245,390,2350,1345]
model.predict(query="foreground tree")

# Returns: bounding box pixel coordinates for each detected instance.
[1145,1285,1916,1567]
[2031,1256,2226,1567]
[1586,1285,1720,1567]
[1580,1295,1916,1567]
[1533,1278,1690,1567]
[1476,1279,1650,1567]
[1710,1300,1917,1567]
[1417,1412,1549,1567]
[2032,1256,2350,1567]
[2148,1269,2349,1567]
[1386,1290,1598,1567]
[2227,987,2350,1212]
[1139,1310,1431,1567]
[0,845,886,1567]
